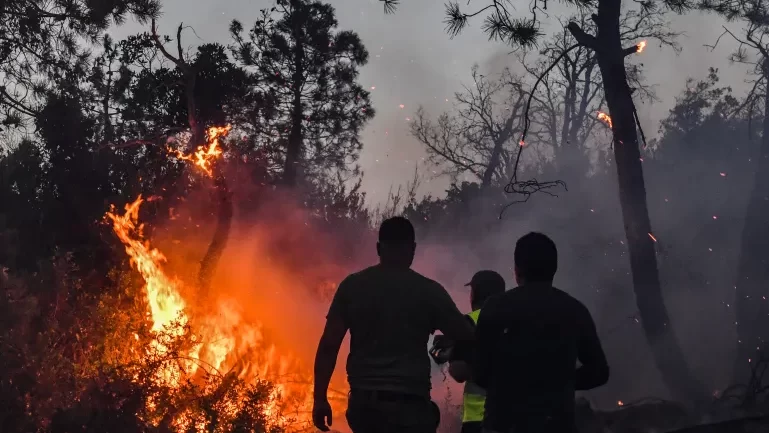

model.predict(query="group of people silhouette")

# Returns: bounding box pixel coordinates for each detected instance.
[312,217,609,433]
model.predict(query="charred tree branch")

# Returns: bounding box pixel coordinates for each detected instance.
[499,43,578,217]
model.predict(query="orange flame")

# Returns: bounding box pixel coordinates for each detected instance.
[597,111,613,129]
[636,40,647,53]
[106,196,322,429]
[169,125,231,177]
[107,125,345,430]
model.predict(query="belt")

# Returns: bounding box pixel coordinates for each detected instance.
[350,388,429,402]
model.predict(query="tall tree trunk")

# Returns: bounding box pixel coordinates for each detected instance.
[185,71,203,150]
[482,116,515,187]
[569,0,706,403]
[198,173,232,294]
[733,61,769,384]
[284,0,305,187]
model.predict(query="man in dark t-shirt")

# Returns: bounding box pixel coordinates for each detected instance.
[475,232,609,433]
[312,217,474,433]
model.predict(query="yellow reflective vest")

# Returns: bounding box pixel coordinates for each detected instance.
[462,309,485,423]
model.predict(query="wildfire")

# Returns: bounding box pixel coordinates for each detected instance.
[106,126,345,431]
[597,111,613,129]
[169,125,232,177]
[636,40,647,53]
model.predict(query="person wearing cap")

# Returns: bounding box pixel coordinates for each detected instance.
[447,270,506,433]
[312,217,475,433]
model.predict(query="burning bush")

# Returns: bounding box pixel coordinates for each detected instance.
[0,256,288,433]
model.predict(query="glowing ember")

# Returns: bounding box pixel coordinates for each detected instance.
[617,400,624,406]
[648,233,658,242]
[636,40,647,53]
[519,139,525,147]
[169,125,232,177]
[597,111,613,129]
[399,104,405,109]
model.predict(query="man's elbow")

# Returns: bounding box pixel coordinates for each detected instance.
[587,364,610,389]
[448,361,470,383]
[474,374,488,389]
[316,335,341,359]
[576,363,609,391]
[595,364,609,387]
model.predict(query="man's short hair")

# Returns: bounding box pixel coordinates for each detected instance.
[514,232,558,282]
[466,270,505,306]
[378,217,415,244]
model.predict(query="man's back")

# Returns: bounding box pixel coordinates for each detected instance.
[475,283,609,432]
[328,264,471,397]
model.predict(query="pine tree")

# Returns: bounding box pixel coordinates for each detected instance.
[231,0,375,187]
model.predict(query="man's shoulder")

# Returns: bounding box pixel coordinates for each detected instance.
[550,286,589,309]
[343,266,442,288]
[407,268,444,289]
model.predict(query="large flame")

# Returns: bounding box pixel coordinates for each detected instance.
[106,126,348,431]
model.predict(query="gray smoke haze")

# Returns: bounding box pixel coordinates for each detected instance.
[110,0,753,203]
[107,0,763,424]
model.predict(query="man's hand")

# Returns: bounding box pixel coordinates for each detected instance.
[312,397,333,432]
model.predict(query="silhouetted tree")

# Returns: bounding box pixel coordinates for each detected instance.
[411,66,530,187]
[521,8,676,183]
[699,0,769,384]
[429,0,708,402]
[0,0,160,136]
[230,0,374,187]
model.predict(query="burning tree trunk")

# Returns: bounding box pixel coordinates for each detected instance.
[734,57,769,381]
[151,20,232,296]
[198,173,233,291]
[567,1,706,403]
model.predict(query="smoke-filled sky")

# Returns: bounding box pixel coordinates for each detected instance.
[112,0,750,205]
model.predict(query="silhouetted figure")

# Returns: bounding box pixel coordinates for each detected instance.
[475,232,609,433]
[312,217,474,433]
[447,270,506,433]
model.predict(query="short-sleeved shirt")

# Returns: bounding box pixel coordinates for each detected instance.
[475,284,609,432]
[327,264,473,397]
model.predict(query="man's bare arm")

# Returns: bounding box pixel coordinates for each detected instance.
[314,315,347,400]
[314,278,351,401]
[432,284,475,342]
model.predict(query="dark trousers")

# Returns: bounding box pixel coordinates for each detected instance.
[481,418,577,433]
[346,389,440,433]
[461,421,483,433]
